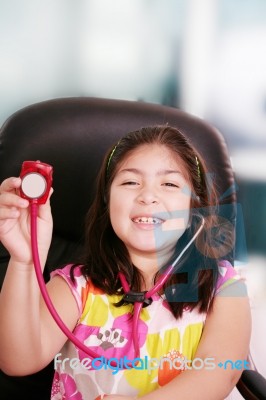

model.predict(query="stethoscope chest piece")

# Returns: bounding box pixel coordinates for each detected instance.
[19,160,53,204]
[21,173,47,199]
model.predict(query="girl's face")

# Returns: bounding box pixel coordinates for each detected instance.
[109,144,192,266]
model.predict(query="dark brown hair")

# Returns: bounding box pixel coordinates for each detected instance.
[72,126,231,318]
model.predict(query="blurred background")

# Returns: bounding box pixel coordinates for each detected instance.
[0,0,265,394]
[1,0,265,257]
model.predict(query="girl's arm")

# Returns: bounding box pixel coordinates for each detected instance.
[0,271,79,375]
[0,177,79,375]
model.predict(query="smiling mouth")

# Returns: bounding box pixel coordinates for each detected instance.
[132,217,164,225]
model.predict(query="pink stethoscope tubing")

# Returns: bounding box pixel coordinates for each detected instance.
[30,203,102,359]
[30,202,204,364]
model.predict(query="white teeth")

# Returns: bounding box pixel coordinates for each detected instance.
[132,217,162,224]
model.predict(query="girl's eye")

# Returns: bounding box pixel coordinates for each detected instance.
[163,183,179,188]
[122,181,139,186]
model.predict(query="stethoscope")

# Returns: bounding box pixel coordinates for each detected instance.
[20,162,205,366]
[118,215,205,359]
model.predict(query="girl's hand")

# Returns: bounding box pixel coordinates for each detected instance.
[0,177,53,266]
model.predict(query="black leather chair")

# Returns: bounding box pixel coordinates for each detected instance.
[0,97,265,399]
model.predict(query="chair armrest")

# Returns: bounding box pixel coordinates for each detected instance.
[236,370,266,400]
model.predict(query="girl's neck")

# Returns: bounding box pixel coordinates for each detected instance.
[129,248,174,291]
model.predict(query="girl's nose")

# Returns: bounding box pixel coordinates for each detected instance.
[136,188,159,205]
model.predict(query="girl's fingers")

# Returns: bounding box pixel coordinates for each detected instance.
[0,192,29,209]
[0,177,29,209]
[48,187,54,200]
[0,207,20,220]
[0,177,21,193]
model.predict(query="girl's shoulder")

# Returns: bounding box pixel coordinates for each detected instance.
[215,259,246,295]
[51,264,98,314]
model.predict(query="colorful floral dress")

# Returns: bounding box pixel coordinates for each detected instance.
[50,260,243,399]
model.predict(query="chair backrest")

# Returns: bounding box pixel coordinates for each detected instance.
[0,97,236,282]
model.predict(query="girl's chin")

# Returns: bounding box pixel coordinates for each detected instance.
[126,241,174,257]
[130,244,157,253]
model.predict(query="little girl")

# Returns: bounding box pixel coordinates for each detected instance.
[0,126,251,399]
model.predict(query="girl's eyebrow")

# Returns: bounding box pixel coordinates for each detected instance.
[117,168,182,176]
